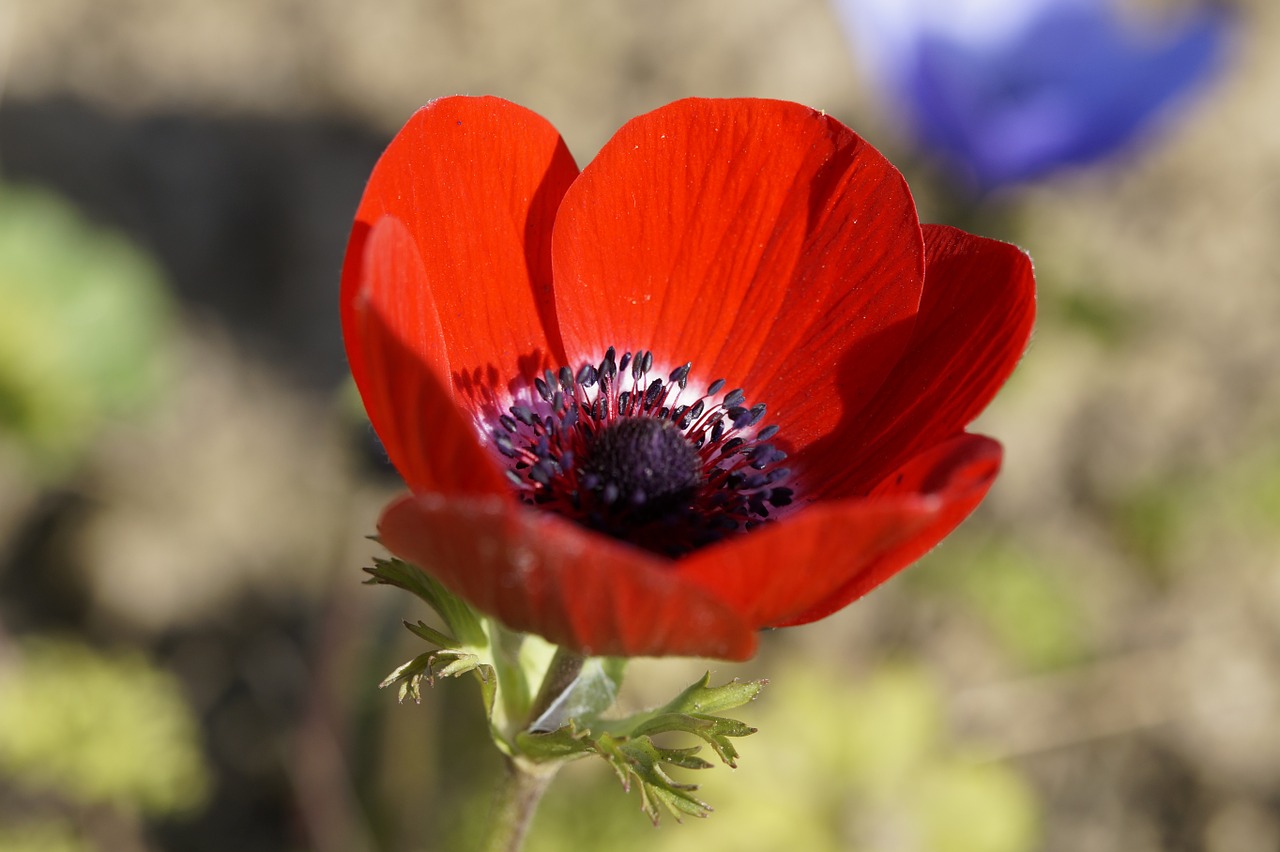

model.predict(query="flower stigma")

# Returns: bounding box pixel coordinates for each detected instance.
[493,347,793,557]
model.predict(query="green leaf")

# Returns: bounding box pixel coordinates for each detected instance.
[363,557,488,648]
[600,673,766,767]
[377,648,491,705]
[435,654,487,680]
[379,651,434,695]
[661,673,767,716]
[648,744,712,772]
[513,673,765,823]
[514,722,595,763]
[403,619,461,650]
[373,589,558,755]
[597,733,711,822]
[627,712,755,767]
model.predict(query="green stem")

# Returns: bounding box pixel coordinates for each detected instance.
[481,648,590,849]
[482,757,560,852]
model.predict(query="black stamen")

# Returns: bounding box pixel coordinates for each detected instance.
[511,404,537,426]
[497,349,794,557]
[720,437,746,456]
[644,379,663,407]
[728,406,752,428]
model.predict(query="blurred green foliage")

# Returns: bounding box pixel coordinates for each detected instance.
[0,821,86,852]
[0,182,172,475]
[1239,448,1280,528]
[913,541,1089,671]
[1113,439,1280,585]
[911,758,1040,852]
[1047,289,1134,347]
[1114,482,1186,579]
[0,637,209,817]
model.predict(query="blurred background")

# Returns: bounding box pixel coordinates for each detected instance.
[0,0,1276,849]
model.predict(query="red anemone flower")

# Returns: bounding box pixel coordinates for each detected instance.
[342,96,1034,661]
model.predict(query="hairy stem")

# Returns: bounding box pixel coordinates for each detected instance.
[482,648,592,849]
[482,757,559,852]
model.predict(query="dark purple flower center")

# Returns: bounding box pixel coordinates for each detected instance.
[493,347,793,557]
[580,416,702,512]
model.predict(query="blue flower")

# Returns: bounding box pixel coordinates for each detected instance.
[835,0,1233,189]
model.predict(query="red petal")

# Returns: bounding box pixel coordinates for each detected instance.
[378,493,759,660]
[676,433,1001,628]
[551,98,923,449]
[808,225,1035,498]
[341,96,579,416]
[351,217,508,495]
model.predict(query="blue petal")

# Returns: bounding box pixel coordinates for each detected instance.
[839,0,1234,189]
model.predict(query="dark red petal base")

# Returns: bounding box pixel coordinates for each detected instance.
[378,493,759,659]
